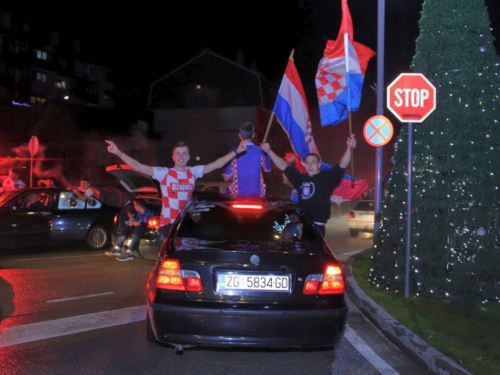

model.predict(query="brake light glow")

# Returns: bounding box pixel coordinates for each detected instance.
[348,212,355,219]
[231,203,263,210]
[147,216,161,230]
[303,264,344,295]
[156,259,203,292]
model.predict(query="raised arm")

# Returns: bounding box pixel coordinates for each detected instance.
[105,140,154,176]
[203,140,248,174]
[339,134,356,169]
[261,143,288,171]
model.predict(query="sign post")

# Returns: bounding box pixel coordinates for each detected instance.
[28,136,39,188]
[387,73,436,299]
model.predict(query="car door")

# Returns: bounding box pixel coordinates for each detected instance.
[0,190,52,249]
[51,190,95,241]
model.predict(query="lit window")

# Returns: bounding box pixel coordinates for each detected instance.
[30,96,46,104]
[35,72,47,83]
[36,50,47,60]
[55,80,66,89]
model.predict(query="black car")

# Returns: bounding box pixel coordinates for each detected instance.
[146,194,348,352]
[0,187,121,250]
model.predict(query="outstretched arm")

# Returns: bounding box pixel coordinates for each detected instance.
[105,140,154,176]
[261,143,288,171]
[339,134,356,169]
[203,140,248,174]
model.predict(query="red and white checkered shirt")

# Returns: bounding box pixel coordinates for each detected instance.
[153,166,203,226]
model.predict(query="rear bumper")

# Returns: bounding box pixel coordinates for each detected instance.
[348,220,374,232]
[147,301,348,349]
[111,231,162,260]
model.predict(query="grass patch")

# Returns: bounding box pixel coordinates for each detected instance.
[351,248,500,375]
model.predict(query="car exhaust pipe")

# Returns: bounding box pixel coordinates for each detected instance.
[174,344,184,354]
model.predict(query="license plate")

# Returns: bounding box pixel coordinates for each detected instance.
[360,214,373,219]
[217,273,290,293]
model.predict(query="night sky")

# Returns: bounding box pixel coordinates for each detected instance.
[5,1,500,184]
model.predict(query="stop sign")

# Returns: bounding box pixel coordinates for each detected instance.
[387,73,436,123]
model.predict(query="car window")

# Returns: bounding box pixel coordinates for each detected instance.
[56,191,102,210]
[353,201,375,211]
[174,202,322,252]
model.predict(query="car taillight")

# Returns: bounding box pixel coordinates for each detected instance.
[348,212,355,219]
[303,264,344,295]
[156,259,203,292]
[147,216,161,230]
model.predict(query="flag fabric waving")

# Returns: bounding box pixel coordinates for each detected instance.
[315,0,375,127]
[272,58,321,161]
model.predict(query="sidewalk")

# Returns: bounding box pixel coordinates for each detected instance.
[323,210,472,375]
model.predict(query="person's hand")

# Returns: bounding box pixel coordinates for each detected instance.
[105,140,121,156]
[261,143,271,153]
[235,139,248,154]
[347,134,356,149]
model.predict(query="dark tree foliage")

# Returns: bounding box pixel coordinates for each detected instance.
[371,0,500,305]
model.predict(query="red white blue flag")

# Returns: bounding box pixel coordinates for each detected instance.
[273,57,321,161]
[315,0,375,127]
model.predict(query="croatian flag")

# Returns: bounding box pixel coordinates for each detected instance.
[315,0,375,127]
[273,57,321,161]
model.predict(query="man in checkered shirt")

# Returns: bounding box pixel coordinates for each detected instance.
[222,122,271,197]
[105,139,247,238]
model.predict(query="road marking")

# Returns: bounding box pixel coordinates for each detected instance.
[344,325,400,375]
[0,305,146,348]
[15,254,103,262]
[46,292,115,303]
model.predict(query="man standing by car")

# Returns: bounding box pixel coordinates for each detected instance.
[105,139,247,238]
[2,168,26,191]
[70,177,101,205]
[261,134,356,237]
[222,122,271,197]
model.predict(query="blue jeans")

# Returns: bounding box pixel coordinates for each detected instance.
[117,225,147,252]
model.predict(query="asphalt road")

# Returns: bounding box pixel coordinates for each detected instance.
[0,213,431,375]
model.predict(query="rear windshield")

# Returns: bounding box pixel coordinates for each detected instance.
[174,201,323,252]
[354,201,375,211]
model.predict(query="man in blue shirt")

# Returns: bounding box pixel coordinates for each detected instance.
[222,122,272,197]
[106,198,155,261]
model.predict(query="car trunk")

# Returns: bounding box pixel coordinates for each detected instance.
[165,248,344,306]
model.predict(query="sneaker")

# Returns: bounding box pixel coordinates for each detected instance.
[105,247,121,257]
[117,250,133,261]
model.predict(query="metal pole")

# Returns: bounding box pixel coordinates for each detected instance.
[404,122,413,299]
[374,0,385,233]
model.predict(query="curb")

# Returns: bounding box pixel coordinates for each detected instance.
[344,256,473,375]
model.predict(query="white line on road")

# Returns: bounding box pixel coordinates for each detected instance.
[344,325,400,375]
[46,292,115,303]
[15,254,103,261]
[0,305,146,348]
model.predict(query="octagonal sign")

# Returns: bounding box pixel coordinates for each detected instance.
[387,73,436,123]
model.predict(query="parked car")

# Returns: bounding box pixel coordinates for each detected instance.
[106,164,230,260]
[0,187,121,250]
[347,200,375,236]
[146,193,348,352]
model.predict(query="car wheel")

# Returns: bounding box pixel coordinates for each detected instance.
[146,311,157,344]
[85,225,109,250]
[349,229,359,237]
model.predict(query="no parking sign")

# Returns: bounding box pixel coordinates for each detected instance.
[363,115,394,147]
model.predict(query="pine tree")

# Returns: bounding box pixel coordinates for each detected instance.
[371,0,500,305]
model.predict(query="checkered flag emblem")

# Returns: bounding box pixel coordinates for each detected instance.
[315,57,346,105]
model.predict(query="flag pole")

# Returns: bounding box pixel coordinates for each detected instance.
[263,49,295,143]
[344,33,355,188]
